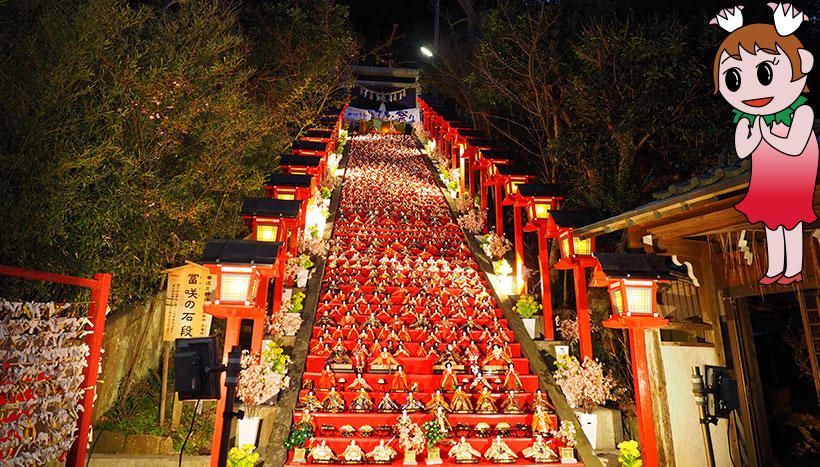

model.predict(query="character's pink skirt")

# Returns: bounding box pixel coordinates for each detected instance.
[735,128,818,230]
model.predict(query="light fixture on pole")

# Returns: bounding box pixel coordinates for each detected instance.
[420,46,434,58]
[590,252,689,467]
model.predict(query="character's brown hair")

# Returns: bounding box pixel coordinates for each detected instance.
[713,23,808,94]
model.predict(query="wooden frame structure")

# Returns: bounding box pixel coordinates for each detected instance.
[0,265,111,467]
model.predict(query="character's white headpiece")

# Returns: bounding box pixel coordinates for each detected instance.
[710,3,809,37]
[710,6,745,32]
[767,3,809,36]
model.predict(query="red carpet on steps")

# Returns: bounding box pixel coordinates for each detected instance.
[286,134,582,466]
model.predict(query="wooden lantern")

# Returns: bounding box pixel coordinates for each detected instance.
[199,239,285,467]
[590,252,689,467]
[240,198,302,254]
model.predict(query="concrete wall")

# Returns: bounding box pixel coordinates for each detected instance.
[660,344,730,467]
[92,294,166,424]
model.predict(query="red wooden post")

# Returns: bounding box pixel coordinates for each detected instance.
[467,148,475,199]
[210,313,242,467]
[573,264,593,360]
[67,272,111,467]
[494,184,504,236]
[536,235,554,339]
[629,327,660,467]
[0,266,112,467]
[480,170,489,233]
[513,204,526,295]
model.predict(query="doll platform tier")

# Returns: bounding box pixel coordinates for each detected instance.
[286,134,581,467]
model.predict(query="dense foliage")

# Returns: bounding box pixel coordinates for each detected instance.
[0,0,357,309]
[421,0,819,215]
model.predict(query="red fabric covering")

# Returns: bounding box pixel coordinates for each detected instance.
[291,134,580,466]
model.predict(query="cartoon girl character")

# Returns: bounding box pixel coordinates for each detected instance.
[712,4,817,284]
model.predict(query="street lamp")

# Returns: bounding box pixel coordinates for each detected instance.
[420,46,434,58]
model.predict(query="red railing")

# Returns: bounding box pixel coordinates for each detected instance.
[0,265,111,467]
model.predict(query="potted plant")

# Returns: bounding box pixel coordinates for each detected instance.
[420,419,447,465]
[228,444,260,467]
[290,291,306,314]
[514,295,542,338]
[457,210,486,234]
[617,440,642,467]
[480,233,512,261]
[293,255,314,287]
[447,180,458,195]
[552,420,577,463]
[284,420,315,463]
[267,311,302,337]
[553,355,618,449]
[236,341,292,446]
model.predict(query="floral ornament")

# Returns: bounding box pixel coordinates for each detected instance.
[267,312,302,337]
[617,440,642,467]
[552,420,577,448]
[513,295,542,319]
[236,341,291,409]
[553,355,617,413]
[421,419,448,449]
[228,444,260,467]
[284,420,314,450]
[481,233,512,260]
[458,210,486,234]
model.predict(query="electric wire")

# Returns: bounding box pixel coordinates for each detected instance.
[178,400,201,467]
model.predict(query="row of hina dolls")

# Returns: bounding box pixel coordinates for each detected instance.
[314,334,517,374]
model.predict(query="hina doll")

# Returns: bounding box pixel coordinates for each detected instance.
[390,365,410,392]
[500,390,524,414]
[372,347,400,367]
[481,344,512,371]
[439,362,459,392]
[456,331,472,349]
[450,386,474,414]
[331,325,345,340]
[350,387,374,413]
[366,440,398,463]
[364,312,379,328]
[502,363,524,393]
[376,392,401,413]
[298,408,317,432]
[296,391,323,412]
[468,365,494,393]
[484,436,518,462]
[322,386,346,413]
[522,435,558,463]
[325,344,351,367]
[351,346,369,374]
[340,311,357,326]
[475,387,497,414]
[432,406,453,437]
[530,389,555,413]
[313,342,332,356]
[402,390,426,413]
[394,343,411,358]
[316,367,335,392]
[415,342,430,358]
[448,437,482,462]
[532,405,554,435]
[347,373,373,392]
[316,311,335,327]
[397,325,412,341]
[369,339,384,356]
[425,390,451,413]
[308,440,338,463]
[345,324,360,340]
[463,341,482,367]
[340,440,366,463]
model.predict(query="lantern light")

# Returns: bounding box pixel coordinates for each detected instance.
[256,224,279,242]
[517,183,563,227]
[240,198,302,252]
[264,173,314,201]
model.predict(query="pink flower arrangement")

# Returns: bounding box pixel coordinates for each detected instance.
[267,312,302,337]
[553,355,618,413]
[481,233,512,260]
[298,237,329,258]
[458,209,486,234]
[237,343,291,409]
[555,316,579,344]
[552,420,577,448]
[453,195,474,214]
